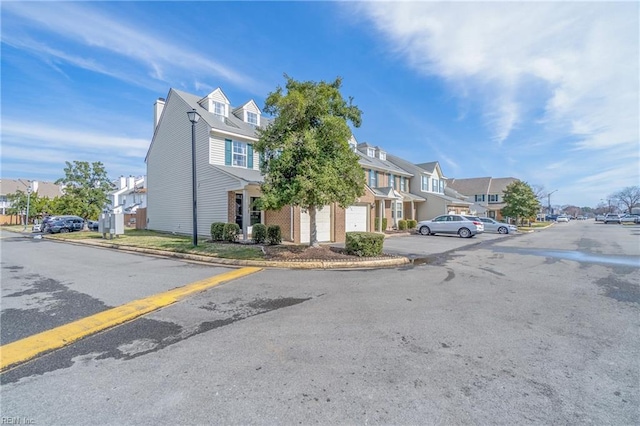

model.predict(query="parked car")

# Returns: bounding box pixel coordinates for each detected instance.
[576,215,586,220]
[556,215,569,223]
[595,214,605,222]
[545,215,558,221]
[32,223,41,232]
[620,214,640,224]
[42,215,85,233]
[47,219,77,234]
[416,214,482,238]
[477,217,518,234]
[87,220,99,231]
[604,213,622,224]
[461,216,485,233]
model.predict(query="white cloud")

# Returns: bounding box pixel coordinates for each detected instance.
[353,2,639,151]
[2,2,265,94]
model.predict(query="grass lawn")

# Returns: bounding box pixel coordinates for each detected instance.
[4,227,264,260]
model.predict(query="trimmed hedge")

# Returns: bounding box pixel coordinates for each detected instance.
[397,219,407,230]
[374,217,388,231]
[252,223,267,244]
[267,225,282,245]
[345,232,384,257]
[222,223,240,242]
[407,219,417,229]
[211,222,225,241]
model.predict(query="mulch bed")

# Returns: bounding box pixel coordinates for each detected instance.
[262,245,396,262]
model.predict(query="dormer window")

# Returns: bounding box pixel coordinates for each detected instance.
[213,101,225,117]
[246,111,258,125]
[379,151,386,161]
[367,147,375,157]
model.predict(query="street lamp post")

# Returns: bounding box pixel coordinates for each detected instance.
[547,189,558,216]
[24,185,32,231]
[187,109,201,246]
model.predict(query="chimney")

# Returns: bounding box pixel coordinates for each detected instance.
[119,176,127,190]
[154,97,166,130]
[128,176,135,190]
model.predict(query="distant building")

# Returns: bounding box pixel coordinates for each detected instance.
[109,175,146,214]
[0,179,64,215]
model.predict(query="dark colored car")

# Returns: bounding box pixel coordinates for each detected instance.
[48,219,76,234]
[42,215,85,233]
[87,220,99,231]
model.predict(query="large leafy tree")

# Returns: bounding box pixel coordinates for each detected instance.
[55,161,114,221]
[255,76,365,247]
[501,181,540,225]
[612,186,640,213]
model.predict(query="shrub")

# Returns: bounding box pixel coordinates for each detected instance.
[345,232,384,257]
[252,223,267,244]
[374,217,388,231]
[406,219,417,229]
[397,220,407,230]
[266,225,282,245]
[222,223,240,242]
[211,222,225,241]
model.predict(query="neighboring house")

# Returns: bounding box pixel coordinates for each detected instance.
[110,175,147,214]
[385,155,472,220]
[0,179,64,224]
[147,87,384,243]
[446,177,519,220]
[352,140,422,231]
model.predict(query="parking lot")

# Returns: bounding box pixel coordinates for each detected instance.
[379,229,517,259]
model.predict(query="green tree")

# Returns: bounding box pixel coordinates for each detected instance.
[55,161,114,222]
[255,75,365,247]
[501,181,540,226]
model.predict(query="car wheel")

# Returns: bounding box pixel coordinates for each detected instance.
[60,228,69,233]
[458,227,472,238]
[498,226,508,234]
[419,226,431,236]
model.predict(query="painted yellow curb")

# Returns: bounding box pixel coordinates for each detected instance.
[0,267,262,372]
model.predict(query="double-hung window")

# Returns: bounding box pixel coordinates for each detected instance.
[389,174,395,189]
[421,175,429,191]
[213,101,225,117]
[432,179,438,192]
[368,169,377,187]
[475,194,486,202]
[489,194,499,202]
[233,141,247,167]
[246,111,258,125]
[400,177,406,192]
[439,180,444,193]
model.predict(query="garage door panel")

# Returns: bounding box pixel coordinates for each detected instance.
[345,205,367,232]
[301,206,331,243]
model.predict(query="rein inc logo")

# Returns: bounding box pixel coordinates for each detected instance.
[1,418,35,425]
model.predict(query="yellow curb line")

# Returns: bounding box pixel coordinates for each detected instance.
[0,267,262,372]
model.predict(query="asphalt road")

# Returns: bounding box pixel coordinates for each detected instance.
[1,221,639,425]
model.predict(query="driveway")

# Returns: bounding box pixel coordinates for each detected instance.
[380,231,516,258]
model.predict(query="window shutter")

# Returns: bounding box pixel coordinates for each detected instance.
[247,144,254,169]
[225,139,232,165]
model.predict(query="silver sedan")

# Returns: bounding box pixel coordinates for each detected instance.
[478,217,518,234]
[416,214,481,238]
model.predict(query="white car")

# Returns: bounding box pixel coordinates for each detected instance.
[477,217,518,234]
[416,214,483,238]
[556,215,569,223]
[32,224,41,232]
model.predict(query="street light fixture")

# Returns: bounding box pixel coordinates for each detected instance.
[547,189,558,216]
[187,109,201,246]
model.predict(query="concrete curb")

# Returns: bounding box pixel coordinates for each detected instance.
[40,235,411,269]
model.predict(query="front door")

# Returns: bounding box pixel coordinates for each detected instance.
[235,194,243,229]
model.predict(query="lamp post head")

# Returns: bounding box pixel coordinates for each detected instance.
[187,109,200,124]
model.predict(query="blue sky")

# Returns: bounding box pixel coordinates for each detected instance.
[2,1,638,208]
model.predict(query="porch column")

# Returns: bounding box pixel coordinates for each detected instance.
[378,200,383,232]
[411,200,415,220]
[242,188,249,242]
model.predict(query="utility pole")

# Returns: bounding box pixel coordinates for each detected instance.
[547,189,558,216]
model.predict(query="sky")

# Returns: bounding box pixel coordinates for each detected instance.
[1,1,638,208]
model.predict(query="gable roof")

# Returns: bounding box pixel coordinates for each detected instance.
[173,89,270,140]
[447,177,518,196]
[355,144,412,176]
[0,179,63,198]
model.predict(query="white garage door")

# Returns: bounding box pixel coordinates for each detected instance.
[300,206,331,243]
[345,205,368,233]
